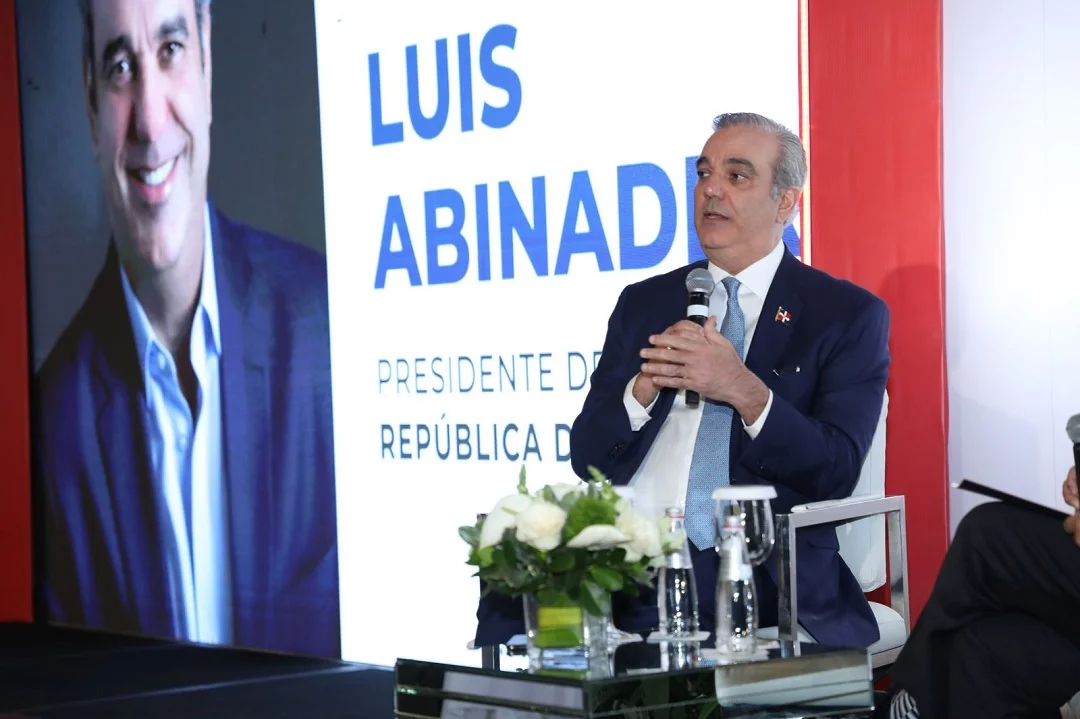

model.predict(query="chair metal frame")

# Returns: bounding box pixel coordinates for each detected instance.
[775,495,910,668]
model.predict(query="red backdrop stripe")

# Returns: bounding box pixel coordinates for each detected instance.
[807,0,949,622]
[0,0,34,623]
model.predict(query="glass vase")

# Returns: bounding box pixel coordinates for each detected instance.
[522,594,610,674]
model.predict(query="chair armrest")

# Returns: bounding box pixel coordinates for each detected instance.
[773,495,909,651]
[785,495,904,529]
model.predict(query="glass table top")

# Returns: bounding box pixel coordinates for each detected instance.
[395,639,875,718]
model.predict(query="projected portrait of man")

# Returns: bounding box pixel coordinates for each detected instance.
[35,0,340,657]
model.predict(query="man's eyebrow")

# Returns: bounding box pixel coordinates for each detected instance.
[101,35,133,67]
[99,16,190,70]
[724,157,757,174]
[696,156,709,168]
[156,15,190,42]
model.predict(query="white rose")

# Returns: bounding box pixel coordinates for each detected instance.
[479,494,533,549]
[547,483,585,502]
[566,524,630,549]
[616,508,664,563]
[515,501,568,552]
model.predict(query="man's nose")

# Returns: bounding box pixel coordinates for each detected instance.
[701,173,725,200]
[130,69,170,145]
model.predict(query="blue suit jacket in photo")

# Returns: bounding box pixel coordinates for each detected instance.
[35,203,340,658]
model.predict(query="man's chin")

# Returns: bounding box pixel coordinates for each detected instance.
[696,233,738,252]
[124,206,191,264]
[126,235,186,274]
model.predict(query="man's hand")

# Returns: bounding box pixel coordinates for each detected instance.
[1063,467,1080,547]
[639,318,770,424]
[1065,512,1080,547]
[631,373,660,407]
[632,321,704,407]
[1064,466,1078,510]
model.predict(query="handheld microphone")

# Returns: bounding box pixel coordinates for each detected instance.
[1065,414,1080,476]
[684,268,715,408]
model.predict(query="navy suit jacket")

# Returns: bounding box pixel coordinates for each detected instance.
[35,203,340,658]
[475,249,889,649]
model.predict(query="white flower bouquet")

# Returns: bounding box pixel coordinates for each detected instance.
[459,466,664,620]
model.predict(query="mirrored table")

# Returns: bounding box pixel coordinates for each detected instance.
[395,639,874,718]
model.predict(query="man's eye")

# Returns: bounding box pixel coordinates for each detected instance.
[107,58,132,81]
[161,41,183,61]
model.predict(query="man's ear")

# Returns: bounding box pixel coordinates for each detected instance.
[776,187,801,225]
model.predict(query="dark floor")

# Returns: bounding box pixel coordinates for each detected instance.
[0,622,394,718]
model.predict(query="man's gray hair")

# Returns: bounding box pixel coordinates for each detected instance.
[78,0,212,98]
[712,112,807,200]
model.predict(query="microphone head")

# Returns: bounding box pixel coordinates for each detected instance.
[685,268,715,295]
[1067,414,1080,444]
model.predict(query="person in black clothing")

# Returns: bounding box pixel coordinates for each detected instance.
[882,468,1080,718]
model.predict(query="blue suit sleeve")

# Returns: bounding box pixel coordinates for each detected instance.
[35,420,80,626]
[739,297,890,502]
[569,288,649,483]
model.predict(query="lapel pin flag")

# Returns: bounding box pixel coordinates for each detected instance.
[775,307,792,324]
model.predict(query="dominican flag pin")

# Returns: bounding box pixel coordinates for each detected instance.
[775,307,792,324]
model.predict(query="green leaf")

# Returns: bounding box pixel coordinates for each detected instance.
[580,585,602,617]
[586,465,608,485]
[549,550,576,574]
[566,567,586,592]
[510,535,532,561]
[588,565,624,592]
[458,525,480,546]
[621,581,640,598]
[563,496,616,540]
[557,493,580,513]
[493,546,514,574]
[475,546,495,568]
[626,564,654,587]
[517,465,529,494]
[580,579,611,618]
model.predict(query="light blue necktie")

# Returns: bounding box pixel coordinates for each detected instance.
[685,276,746,551]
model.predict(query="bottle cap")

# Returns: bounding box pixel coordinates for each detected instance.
[664,506,685,519]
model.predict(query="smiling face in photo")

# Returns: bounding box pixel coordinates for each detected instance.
[85,0,212,275]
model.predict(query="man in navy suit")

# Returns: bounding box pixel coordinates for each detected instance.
[36,0,338,657]
[473,113,889,649]
[567,112,890,649]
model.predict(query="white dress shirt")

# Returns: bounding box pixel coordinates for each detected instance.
[621,240,786,519]
[119,204,232,644]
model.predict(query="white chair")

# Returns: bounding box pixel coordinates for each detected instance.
[1063,691,1080,718]
[761,390,910,670]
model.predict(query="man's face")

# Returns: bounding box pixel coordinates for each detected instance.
[85,0,212,274]
[693,125,797,256]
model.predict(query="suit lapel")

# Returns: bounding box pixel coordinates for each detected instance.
[89,249,177,635]
[211,205,272,646]
[744,249,804,379]
[729,250,804,464]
